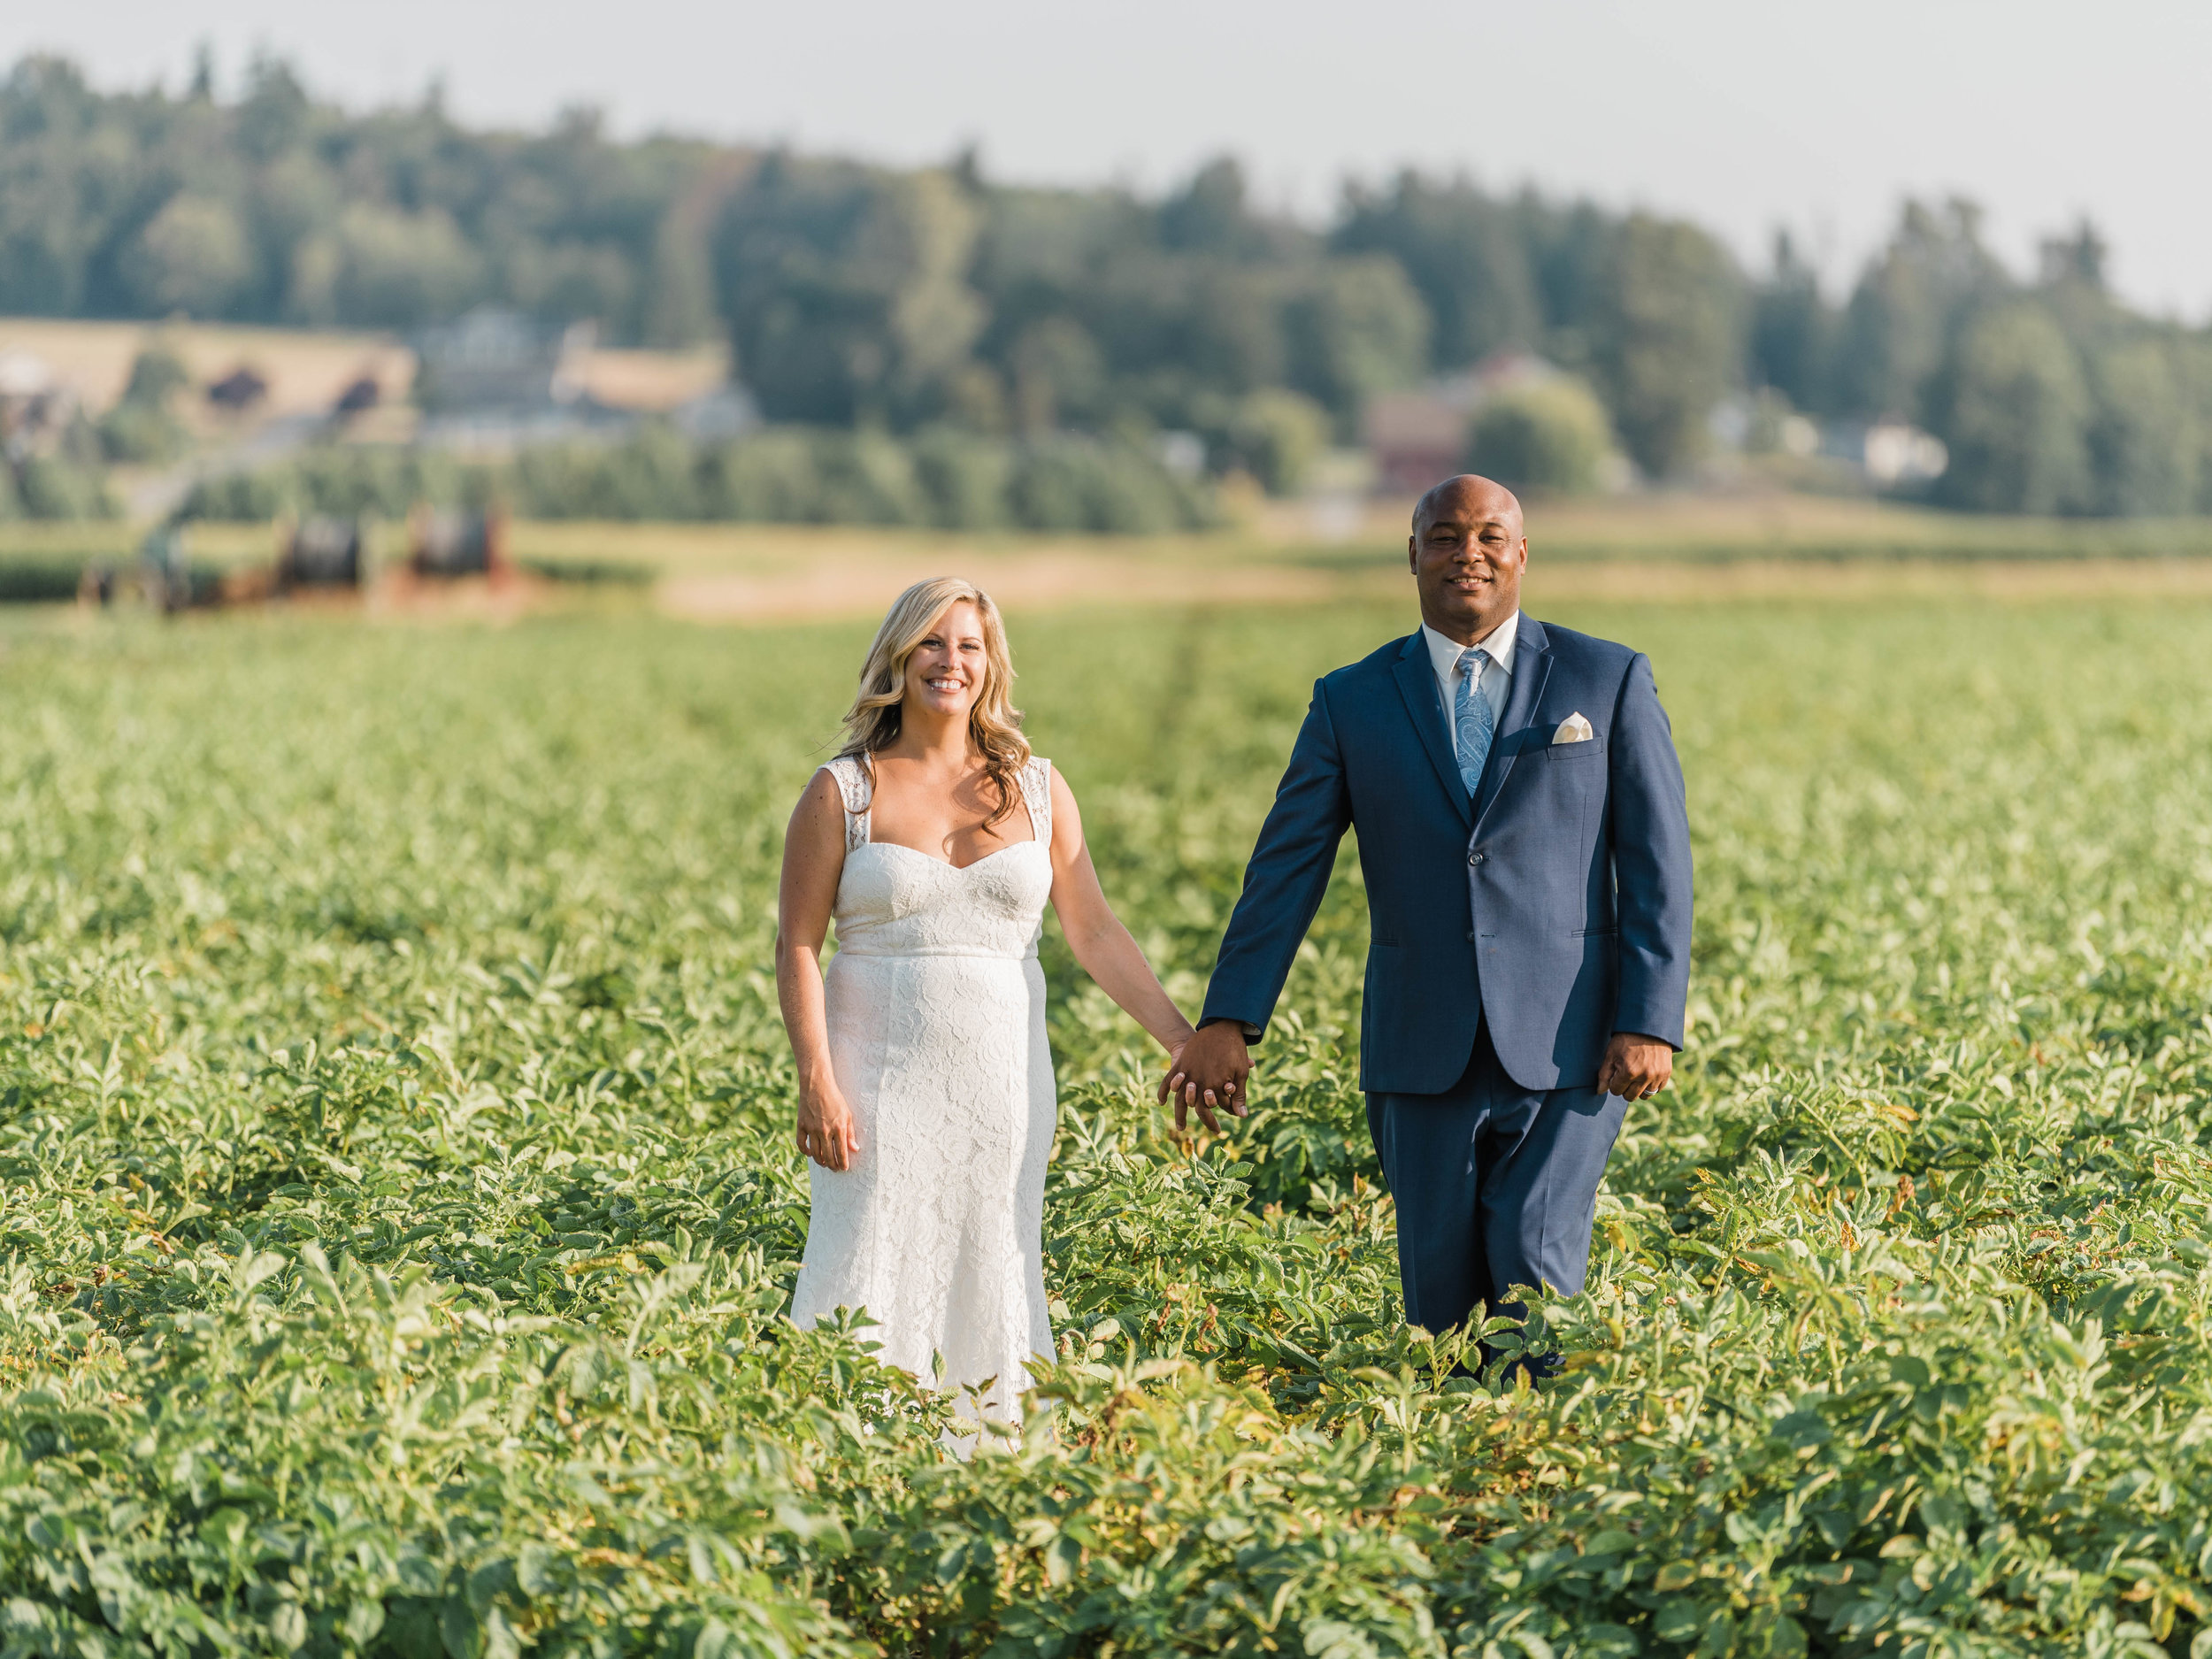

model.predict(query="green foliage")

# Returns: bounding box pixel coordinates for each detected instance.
[1203,388,1333,496]
[1001,434,1218,532]
[120,195,256,316]
[174,426,1220,532]
[1,401,115,523]
[1003,318,1107,436]
[1787,201,2212,520]
[1594,214,1742,480]
[2085,338,2202,517]
[121,344,193,410]
[4,595,2212,1653]
[1465,377,1616,497]
[1933,303,2093,514]
[96,348,196,465]
[19,50,2212,518]
[0,555,88,599]
[0,55,714,341]
[96,402,183,466]
[172,467,293,524]
[177,447,480,524]
[0,53,1658,456]
[1748,232,1834,418]
[317,204,487,328]
[7,454,115,521]
[1284,256,1432,427]
[908,426,1014,530]
[1831,201,2008,427]
[715,160,986,427]
[1334,174,1548,370]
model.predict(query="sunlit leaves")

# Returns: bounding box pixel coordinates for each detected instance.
[1,598,2210,1653]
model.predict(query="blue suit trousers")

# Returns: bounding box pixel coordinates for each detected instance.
[1365,1023,1626,1335]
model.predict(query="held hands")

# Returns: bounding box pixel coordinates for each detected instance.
[1597,1032,1673,1102]
[796,1082,862,1171]
[1158,1026,1663,1125]
[1158,1021,1252,1134]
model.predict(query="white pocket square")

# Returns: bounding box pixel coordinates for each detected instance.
[1552,713,1594,744]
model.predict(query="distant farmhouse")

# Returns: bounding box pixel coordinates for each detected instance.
[1363,352,1558,494]
[411,309,602,449]
[412,307,752,451]
[415,309,594,414]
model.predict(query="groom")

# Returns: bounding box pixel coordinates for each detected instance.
[1167,474,1692,1345]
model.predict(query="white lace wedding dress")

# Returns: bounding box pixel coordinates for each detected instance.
[788,754,1058,1429]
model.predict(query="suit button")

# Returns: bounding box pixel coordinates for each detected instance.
[1466,930,1477,942]
[1468,851,1486,865]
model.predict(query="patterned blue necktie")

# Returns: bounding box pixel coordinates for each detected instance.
[1454,647,1494,798]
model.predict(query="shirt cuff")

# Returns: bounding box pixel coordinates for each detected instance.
[1199,1017,1263,1039]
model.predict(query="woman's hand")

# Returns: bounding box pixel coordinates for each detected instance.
[796,1084,862,1171]
[1161,1032,1191,1110]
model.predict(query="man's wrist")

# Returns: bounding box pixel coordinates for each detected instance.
[1198,1017,1260,1041]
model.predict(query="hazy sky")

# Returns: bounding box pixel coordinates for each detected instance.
[10,0,2210,319]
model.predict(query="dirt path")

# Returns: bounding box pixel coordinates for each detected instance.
[655,550,1349,621]
[656,549,2212,623]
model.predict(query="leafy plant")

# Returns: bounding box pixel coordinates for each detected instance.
[2,595,2210,1654]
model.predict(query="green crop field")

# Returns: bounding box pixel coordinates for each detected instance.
[4,592,2211,1658]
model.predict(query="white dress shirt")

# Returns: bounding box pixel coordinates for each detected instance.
[1421,611,1518,741]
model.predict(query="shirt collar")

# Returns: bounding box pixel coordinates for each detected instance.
[1422,611,1520,680]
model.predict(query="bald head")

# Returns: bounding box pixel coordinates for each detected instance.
[1414,473,1524,537]
[1407,473,1528,645]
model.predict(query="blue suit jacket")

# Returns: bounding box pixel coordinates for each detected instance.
[1200,618,1693,1094]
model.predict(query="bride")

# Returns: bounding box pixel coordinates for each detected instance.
[775,577,1194,1432]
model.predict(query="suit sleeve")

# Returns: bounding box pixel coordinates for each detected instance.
[1198,679,1354,1042]
[1606,652,1694,1049]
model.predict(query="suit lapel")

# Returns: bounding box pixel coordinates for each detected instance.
[1473,617,1553,831]
[1390,632,1473,830]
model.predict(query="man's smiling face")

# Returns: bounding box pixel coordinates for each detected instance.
[1409,474,1527,645]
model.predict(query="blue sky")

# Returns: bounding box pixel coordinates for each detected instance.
[9,0,2208,319]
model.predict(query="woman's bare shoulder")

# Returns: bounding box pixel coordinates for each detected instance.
[792,764,849,821]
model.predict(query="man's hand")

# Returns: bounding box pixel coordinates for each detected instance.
[1158,1020,1252,1134]
[1597,1033,1673,1102]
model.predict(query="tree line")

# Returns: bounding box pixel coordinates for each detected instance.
[175,426,1223,535]
[5,52,2210,515]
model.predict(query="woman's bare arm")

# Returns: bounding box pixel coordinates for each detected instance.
[1042,767,1195,1058]
[776,769,862,1170]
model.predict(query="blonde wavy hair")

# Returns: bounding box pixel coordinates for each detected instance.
[838,578,1031,825]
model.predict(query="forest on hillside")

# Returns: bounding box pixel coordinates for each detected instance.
[5,51,2211,515]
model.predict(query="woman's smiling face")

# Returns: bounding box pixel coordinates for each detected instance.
[902,600,989,722]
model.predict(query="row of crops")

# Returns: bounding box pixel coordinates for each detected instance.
[3,596,2210,1655]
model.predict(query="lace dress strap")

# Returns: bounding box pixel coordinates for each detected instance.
[823,756,872,852]
[1019,757,1053,847]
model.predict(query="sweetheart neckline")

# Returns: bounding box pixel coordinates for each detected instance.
[852,839,1048,874]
